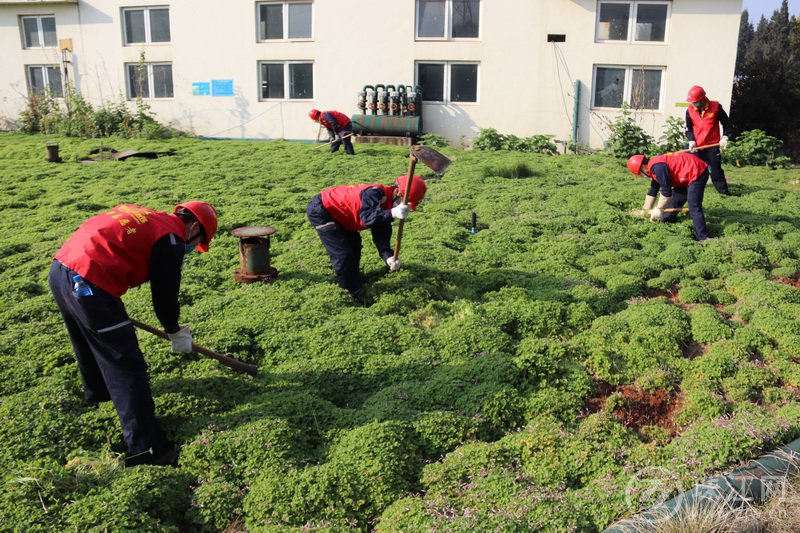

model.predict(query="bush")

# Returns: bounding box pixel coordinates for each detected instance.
[417,132,449,148]
[472,128,558,154]
[690,304,734,343]
[657,116,687,153]
[603,104,656,157]
[723,129,791,168]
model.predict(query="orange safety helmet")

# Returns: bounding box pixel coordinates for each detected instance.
[309,109,321,121]
[627,154,646,177]
[395,175,427,210]
[175,201,218,252]
[686,85,707,103]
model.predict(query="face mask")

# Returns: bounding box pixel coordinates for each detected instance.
[184,244,197,254]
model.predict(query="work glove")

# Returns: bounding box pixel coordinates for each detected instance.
[167,325,193,353]
[688,141,697,152]
[631,194,657,216]
[719,136,729,149]
[386,256,402,272]
[650,195,671,222]
[391,203,410,220]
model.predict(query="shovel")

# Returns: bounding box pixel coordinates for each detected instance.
[392,145,452,261]
[131,319,258,376]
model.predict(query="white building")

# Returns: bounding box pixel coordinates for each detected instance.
[0,0,742,148]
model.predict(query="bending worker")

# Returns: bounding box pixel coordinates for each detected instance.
[685,85,733,195]
[309,109,355,155]
[627,152,711,242]
[307,175,427,301]
[49,201,217,466]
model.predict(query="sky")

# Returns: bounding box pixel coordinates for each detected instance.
[741,0,798,21]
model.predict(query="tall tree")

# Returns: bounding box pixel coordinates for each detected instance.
[731,0,800,161]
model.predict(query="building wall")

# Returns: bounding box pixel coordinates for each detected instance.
[0,0,742,148]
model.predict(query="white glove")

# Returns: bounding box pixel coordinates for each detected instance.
[167,325,193,353]
[688,141,697,152]
[391,204,410,220]
[650,195,670,222]
[719,136,729,149]
[386,256,402,272]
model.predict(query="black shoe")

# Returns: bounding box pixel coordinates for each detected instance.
[125,443,177,467]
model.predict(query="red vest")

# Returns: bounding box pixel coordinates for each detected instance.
[55,204,186,298]
[687,100,721,147]
[647,153,709,187]
[321,110,351,131]
[321,184,393,231]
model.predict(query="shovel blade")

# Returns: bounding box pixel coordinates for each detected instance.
[411,145,452,174]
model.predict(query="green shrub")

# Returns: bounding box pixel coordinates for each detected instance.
[690,304,734,343]
[723,129,791,168]
[418,132,449,147]
[678,284,713,304]
[603,104,656,157]
[472,128,558,154]
[657,116,688,153]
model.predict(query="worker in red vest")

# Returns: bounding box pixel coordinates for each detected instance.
[685,85,733,195]
[306,175,427,301]
[48,201,218,466]
[627,152,711,241]
[309,109,355,155]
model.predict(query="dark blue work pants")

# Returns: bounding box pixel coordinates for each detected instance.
[695,147,729,195]
[307,195,363,297]
[661,172,710,241]
[331,124,355,155]
[48,260,168,461]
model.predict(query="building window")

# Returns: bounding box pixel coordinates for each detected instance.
[27,65,62,97]
[592,65,663,110]
[416,0,479,40]
[123,7,171,44]
[259,61,313,99]
[126,62,173,99]
[596,1,669,43]
[416,62,478,103]
[257,1,312,40]
[21,15,57,48]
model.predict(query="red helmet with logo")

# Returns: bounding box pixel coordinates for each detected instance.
[686,85,707,103]
[395,175,427,210]
[627,154,646,177]
[175,201,217,252]
[309,109,321,121]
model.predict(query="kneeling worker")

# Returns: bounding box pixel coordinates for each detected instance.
[49,201,217,466]
[627,152,710,242]
[307,175,427,300]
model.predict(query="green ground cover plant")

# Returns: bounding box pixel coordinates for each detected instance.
[0,132,799,530]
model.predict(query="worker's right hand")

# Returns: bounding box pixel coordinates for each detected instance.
[391,204,410,220]
[167,325,193,353]
[688,141,697,152]
[386,256,402,272]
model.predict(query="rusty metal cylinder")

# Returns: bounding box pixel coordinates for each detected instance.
[231,226,278,283]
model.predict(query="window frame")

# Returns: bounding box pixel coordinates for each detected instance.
[258,60,314,101]
[415,61,479,105]
[591,64,665,111]
[415,0,481,41]
[20,15,57,49]
[256,1,314,42]
[595,1,670,44]
[125,62,174,99]
[26,64,63,97]
[122,6,171,45]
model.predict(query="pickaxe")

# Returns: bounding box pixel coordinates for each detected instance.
[313,132,354,149]
[392,145,452,261]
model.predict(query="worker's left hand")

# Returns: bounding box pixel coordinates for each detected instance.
[391,204,410,220]
[386,256,402,272]
[720,136,729,149]
[167,325,193,353]
[650,208,664,222]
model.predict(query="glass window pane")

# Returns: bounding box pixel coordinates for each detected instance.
[124,10,146,44]
[450,64,477,102]
[22,18,40,48]
[28,67,45,94]
[635,4,667,42]
[417,0,445,38]
[260,4,284,39]
[594,67,625,108]
[128,64,149,98]
[452,0,479,38]
[631,68,661,109]
[289,63,313,99]
[46,66,62,97]
[152,64,173,97]
[418,63,445,101]
[598,3,630,40]
[42,17,57,47]
[288,3,311,38]
[261,63,284,98]
[149,9,171,43]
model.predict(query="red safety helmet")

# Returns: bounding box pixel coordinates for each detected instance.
[309,109,321,121]
[627,154,646,177]
[395,175,427,210]
[686,85,707,103]
[175,201,218,252]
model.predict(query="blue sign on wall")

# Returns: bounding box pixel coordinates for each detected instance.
[211,79,234,97]
[192,82,210,96]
